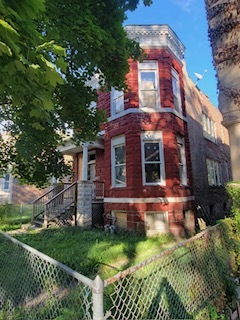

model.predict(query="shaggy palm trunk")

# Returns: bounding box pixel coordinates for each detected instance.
[205,0,240,180]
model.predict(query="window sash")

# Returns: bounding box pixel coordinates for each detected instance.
[202,113,216,142]
[206,159,222,186]
[141,133,165,186]
[2,174,10,191]
[139,61,160,109]
[111,88,124,115]
[177,137,187,186]
[172,69,181,113]
[112,137,126,187]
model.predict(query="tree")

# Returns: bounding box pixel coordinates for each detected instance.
[0,0,151,187]
[205,0,240,180]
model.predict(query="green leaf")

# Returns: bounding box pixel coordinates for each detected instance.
[0,41,12,56]
[31,122,45,130]
[29,63,40,70]
[14,60,26,72]
[55,57,68,72]
[0,19,19,36]
[29,109,42,118]
[36,40,54,52]
[46,68,64,86]
[52,44,66,56]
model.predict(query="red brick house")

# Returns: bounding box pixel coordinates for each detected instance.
[58,25,195,237]
[34,24,231,236]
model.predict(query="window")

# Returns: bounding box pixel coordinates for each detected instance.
[172,68,182,113]
[87,152,96,181]
[138,61,160,109]
[111,136,126,187]
[112,211,127,229]
[111,88,124,116]
[177,136,187,185]
[206,158,222,186]
[141,132,165,185]
[145,211,168,235]
[2,173,10,191]
[202,113,216,142]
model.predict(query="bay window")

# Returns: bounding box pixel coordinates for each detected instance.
[141,132,165,185]
[177,136,187,185]
[172,68,182,113]
[111,136,126,187]
[111,88,124,116]
[138,61,160,109]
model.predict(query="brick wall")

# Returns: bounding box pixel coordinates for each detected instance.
[184,65,231,222]
[94,48,194,236]
[11,179,45,204]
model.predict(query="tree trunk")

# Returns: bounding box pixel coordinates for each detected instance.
[205,0,240,180]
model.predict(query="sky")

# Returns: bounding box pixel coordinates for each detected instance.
[124,0,219,107]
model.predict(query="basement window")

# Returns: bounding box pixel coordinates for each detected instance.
[112,211,127,230]
[145,211,168,235]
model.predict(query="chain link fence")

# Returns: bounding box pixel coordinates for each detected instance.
[104,225,229,319]
[0,231,102,320]
[0,225,231,319]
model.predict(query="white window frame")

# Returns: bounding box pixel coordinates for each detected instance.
[138,61,160,110]
[111,136,126,187]
[171,68,182,114]
[206,158,222,186]
[2,173,10,192]
[202,113,216,143]
[110,88,124,116]
[141,131,166,186]
[87,151,96,181]
[177,136,187,186]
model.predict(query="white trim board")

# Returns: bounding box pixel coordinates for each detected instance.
[104,196,195,204]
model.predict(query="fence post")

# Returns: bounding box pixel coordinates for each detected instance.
[92,275,104,320]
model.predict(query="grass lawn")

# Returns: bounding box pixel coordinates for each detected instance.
[0,203,176,279]
[0,203,32,231]
[14,227,176,279]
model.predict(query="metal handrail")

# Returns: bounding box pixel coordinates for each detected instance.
[32,183,72,222]
[44,182,77,227]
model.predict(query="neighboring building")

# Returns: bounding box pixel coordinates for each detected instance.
[0,173,44,204]
[184,67,231,225]
[38,24,231,236]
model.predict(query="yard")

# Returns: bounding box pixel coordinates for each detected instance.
[14,227,176,279]
[0,203,176,279]
[1,203,239,319]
